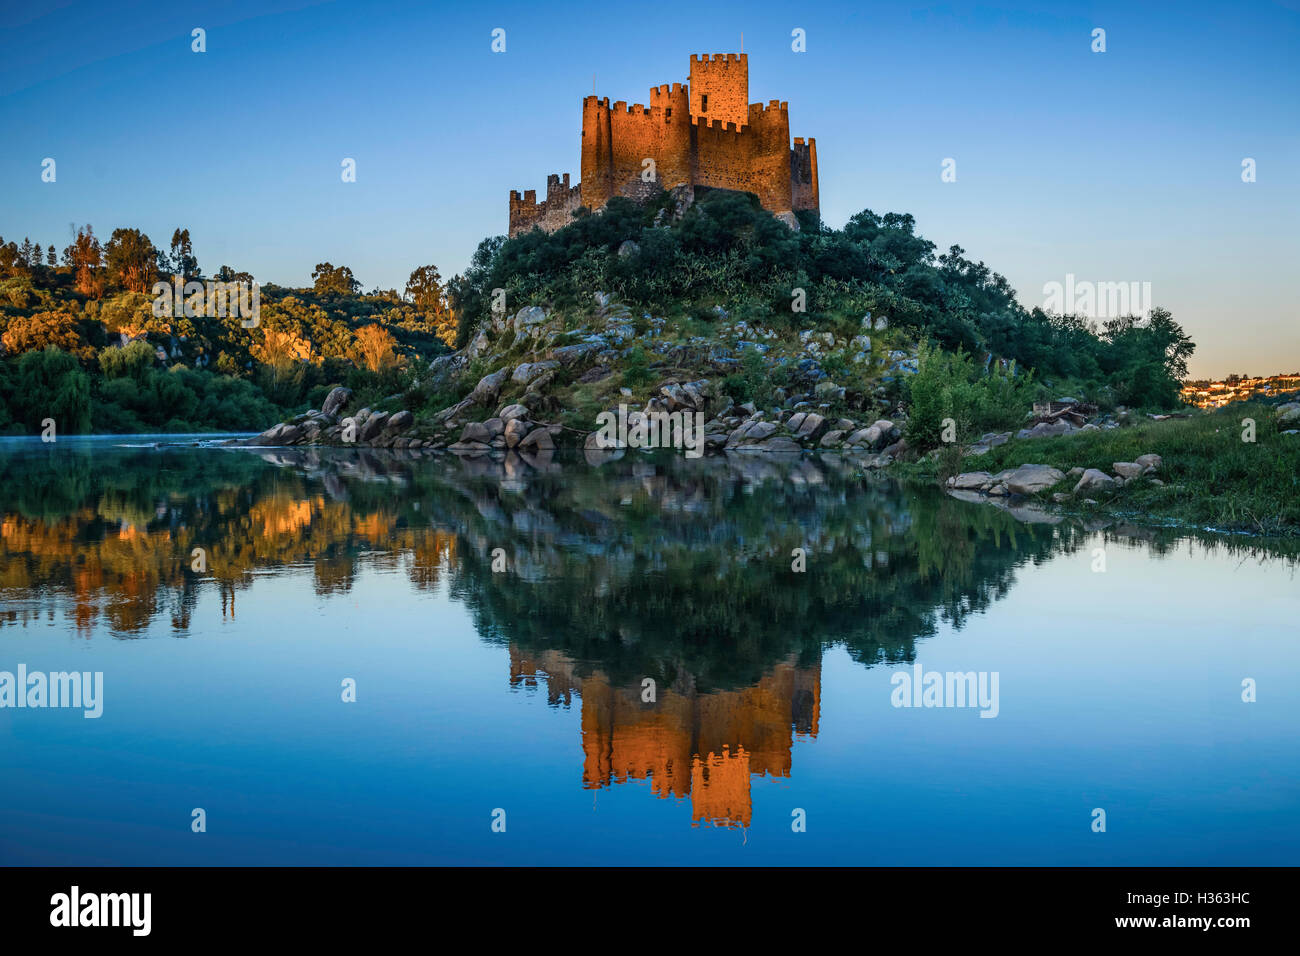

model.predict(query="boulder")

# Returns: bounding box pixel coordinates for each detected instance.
[793,412,828,442]
[322,386,353,417]
[385,409,413,431]
[359,413,388,442]
[469,368,510,405]
[1073,468,1117,494]
[518,427,555,451]
[513,306,548,333]
[1003,464,1065,495]
[1134,453,1163,471]
[504,418,529,449]
[1113,461,1145,479]
[498,403,530,422]
[460,422,492,443]
[1017,419,1076,439]
[948,472,993,490]
[512,360,560,386]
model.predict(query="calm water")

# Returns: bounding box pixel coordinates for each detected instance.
[0,436,1296,866]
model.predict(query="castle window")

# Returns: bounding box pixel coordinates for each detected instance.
[700,94,708,113]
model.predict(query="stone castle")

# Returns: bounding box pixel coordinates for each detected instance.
[508,54,819,237]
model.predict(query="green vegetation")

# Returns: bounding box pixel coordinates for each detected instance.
[904,343,1037,447]
[906,401,1300,535]
[450,189,1195,420]
[0,228,454,434]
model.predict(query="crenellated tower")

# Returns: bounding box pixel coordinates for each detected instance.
[510,54,820,237]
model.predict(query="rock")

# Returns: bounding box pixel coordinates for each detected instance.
[819,430,845,447]
[793,412,828,442]
[1113,461,1145,479]
[447,440,491,455]
[498,403,530,422]
[1067,466,1084,478]
[385,409,413,431]
[512,360,560,386]
[469,368,510,405]
[1051,493,1070,503]
[482,417,505,437]
[844,427,874,447]
[1135,453,1162,471]
[518,427,555,451]
[745,421,779,442]
[504,418,529,449]
[1277,404,1300,425]
[460,422,492,443]
[322,386,353,417]
[755,436,802,453]
[513,306,548,333]
[617,239,640,257]
[785,411,807,433]
[1073,468,1117,494]
[948,471,993,490]
[553,342,602,366]
[1004,464,1065,495]
[1016,419,1076,439]
[359,413,388,442]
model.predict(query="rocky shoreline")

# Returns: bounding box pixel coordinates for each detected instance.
[236,296,920,464]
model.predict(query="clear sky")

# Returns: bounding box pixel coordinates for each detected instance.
[1,0,1296,378]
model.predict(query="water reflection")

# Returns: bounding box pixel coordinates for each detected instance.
[1,439,1294,834]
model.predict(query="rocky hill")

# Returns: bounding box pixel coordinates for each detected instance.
[243,292,922,463]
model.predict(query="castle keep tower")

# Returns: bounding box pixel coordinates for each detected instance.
[509,54,819,237]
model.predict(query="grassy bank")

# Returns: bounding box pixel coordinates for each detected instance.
[901,401,1300,536]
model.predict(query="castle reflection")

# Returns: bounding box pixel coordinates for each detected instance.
[511,646,819,828]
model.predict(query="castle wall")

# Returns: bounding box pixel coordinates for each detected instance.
[692,102,793,214]
[511,54,818,236]
[790,137,820,214]
[508,173,582,237]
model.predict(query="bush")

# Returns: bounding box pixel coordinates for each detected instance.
[905,343,1035,449]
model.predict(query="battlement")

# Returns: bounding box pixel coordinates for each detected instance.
[510,54,819,237]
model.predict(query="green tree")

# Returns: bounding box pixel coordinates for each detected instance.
[105,228,158,294]
[312,262,360,296]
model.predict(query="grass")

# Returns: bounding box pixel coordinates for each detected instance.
[904,402,1300,536]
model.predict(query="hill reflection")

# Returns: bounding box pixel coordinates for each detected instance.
[3,440,1287,828]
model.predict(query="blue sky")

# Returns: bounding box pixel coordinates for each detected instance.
[1,0,1296,377]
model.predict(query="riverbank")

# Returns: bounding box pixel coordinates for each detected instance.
[901,400,1300,537]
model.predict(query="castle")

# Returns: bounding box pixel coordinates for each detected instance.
[508,54,819,237]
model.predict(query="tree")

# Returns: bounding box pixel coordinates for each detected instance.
[1,310,86,357]
[105,228,159,293]
[352,324,398,373]
[405,264,456,345]
[64,225,106,297]
[169,228,198,279]
[11,348,92,434]
[46,245,56,267]
[215,265,254,284]
[312,262,359,296]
